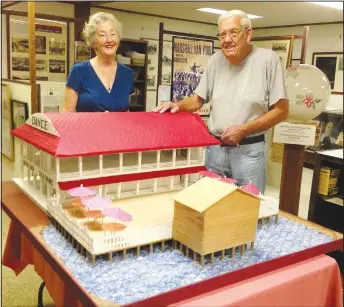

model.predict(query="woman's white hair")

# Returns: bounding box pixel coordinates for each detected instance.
[218,10,252,30]
[82,12,123,48]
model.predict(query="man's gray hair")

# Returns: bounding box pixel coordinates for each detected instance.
[82,12,123,48]
[218,10,252,30]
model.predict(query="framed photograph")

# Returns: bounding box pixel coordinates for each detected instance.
[142,38,173,89]
[11,99,29,129]
[1,84,14,161]
[251,36,294,69]
[9,16,68,81]
[308,110,343,151]
[312,52,343,93]
[75,41,91,63]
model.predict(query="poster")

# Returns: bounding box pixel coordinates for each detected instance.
[312,53,343,92]
[9,15,68,81]
[171,37,213,116]
[251,37,294,69]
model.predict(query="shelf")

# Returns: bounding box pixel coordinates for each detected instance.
[319,193,343,205]
[134,80,145,83]
[126,64,145,68]
[129,104,144,108]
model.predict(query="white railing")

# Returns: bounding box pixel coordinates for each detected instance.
[47,202,173,256]
[47,202,94,253]
[58,160,204,181]
[93,223,172,254]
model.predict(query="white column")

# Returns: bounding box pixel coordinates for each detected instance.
[99,155,103,175]
[47,154,51,173]
[56,158,60,181]
[153,178,158,193]
[136,181,140,195]
[138,152,142,171]
[170,176,174,190]
[156,151,161,169]
[20,142,24,179]
[47,184,51,202]
[184,174,189,188]
[119,153,123,172]
[39,174,43,193]
[117,183,122,198]
[104,185,107,197]
[78,156,83,177]
[40,150,43,170]
[99,185,103,196]
[187,148,191,165]
[172,149,176,167]
[201,147,206,164]
[56,186,61,208]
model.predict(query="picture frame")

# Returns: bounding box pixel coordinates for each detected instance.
[1,83,14,161]
[75,41,91,63]
[142,38,173,90]
[251,36,294,69]
[312,52,343,94]
[11,99,29,130]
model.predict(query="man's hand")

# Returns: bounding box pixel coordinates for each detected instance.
[152,101,180,113]
[221,124,249,145]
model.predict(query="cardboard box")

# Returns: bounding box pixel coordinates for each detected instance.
[318,167,340,196]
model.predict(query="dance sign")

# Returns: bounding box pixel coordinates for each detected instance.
[171,37,213,116]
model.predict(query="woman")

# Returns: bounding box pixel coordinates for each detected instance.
[64,12,133,112]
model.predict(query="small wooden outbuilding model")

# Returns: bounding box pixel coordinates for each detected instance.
[172,177,260,266]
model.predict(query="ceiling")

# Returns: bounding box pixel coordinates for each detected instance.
[94,1,343,28]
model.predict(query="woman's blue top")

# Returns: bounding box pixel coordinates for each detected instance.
[66,61,134,112]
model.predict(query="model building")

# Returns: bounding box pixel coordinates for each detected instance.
[11,112,279,265]
[11,112,220,262]
[172,177,260,266]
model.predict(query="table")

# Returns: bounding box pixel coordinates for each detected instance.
[171,255,343,307]
[2,182,343,307]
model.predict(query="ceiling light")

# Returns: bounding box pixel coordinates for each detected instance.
[309,2,343,10]
[197,8,263,19]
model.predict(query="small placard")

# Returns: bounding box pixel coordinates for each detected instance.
[26,113,59,136]
[273,122,316,146]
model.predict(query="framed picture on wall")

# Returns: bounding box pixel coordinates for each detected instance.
[11,99,29,129]
[1,83,14,161]
[251,36,294,69]
[312,52,343,93]
[142,38,173,90]
[75,41,91,63]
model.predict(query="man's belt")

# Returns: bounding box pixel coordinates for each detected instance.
[212,134,265,146]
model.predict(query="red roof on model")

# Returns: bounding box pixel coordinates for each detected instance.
[11,112,220,157]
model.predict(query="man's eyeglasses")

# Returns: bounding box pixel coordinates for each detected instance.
[217,29,242,40]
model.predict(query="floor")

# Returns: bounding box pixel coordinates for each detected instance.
[1,168,315,307]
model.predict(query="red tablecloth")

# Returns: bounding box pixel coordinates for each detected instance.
[172,255,343,307]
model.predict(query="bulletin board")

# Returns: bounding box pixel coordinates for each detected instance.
[9,15,68,81]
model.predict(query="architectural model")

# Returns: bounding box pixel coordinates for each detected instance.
[172,177,260,266]
[11,112,279,265]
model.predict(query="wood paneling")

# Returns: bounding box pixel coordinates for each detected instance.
[172,202,204,254]
[203,190,259,254]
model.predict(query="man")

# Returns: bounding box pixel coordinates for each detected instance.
[153,10,289,193]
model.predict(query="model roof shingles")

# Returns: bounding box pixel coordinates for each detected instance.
[11,112,220,157]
